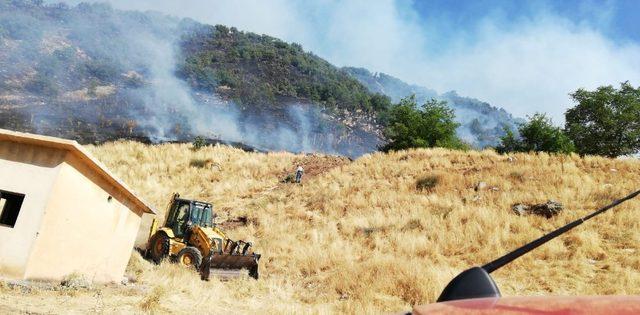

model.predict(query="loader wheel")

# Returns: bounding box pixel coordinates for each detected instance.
[148,232,170,264]
[177,246,202,269]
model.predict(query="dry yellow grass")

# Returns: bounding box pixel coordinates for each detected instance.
[2,142,640,314]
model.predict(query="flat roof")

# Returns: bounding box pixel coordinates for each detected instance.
[0,128,155,214]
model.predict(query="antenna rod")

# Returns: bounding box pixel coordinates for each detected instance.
[482,189,640,273]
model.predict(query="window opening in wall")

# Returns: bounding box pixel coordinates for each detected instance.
[0,190,25,228]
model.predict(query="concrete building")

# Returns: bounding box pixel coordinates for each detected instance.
[0,129,155,283]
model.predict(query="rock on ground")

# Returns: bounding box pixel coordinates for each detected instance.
[512,200,564,218]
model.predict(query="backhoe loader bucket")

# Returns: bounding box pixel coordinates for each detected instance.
[200,252,261,280]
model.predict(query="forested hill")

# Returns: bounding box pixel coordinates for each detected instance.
[0,1,520,155]
[0,1,389,156]
[344,67,522,148]
[179,24,390,113]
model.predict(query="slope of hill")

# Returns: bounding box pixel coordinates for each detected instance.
[344,67,523,148]
[0,1,389,157]
[2,142,638,313]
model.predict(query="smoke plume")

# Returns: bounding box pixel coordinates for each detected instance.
[0,2,377,157]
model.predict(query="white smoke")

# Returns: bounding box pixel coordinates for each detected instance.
[5,2,375,156]
[129,33,246,142]
[52,0,640,123]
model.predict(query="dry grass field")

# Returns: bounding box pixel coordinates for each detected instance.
[2,141,640,314]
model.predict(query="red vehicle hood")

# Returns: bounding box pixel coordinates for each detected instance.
[412,296,640,314]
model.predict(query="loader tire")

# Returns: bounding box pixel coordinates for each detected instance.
[149,232,170,264]
[177,246,202,269]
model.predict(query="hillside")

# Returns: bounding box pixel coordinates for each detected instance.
[344,67,523,148]
[2,142,639,313]
[179,25,389,113]
[0,1,528,157]
[0,1,388,156]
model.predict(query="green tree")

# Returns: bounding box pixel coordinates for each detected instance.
[496,128,521,153]
[565,82,640,157]
[382,95,466,151]
[497,113,575,154]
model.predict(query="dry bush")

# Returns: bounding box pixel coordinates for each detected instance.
[3,143,639,314]
[416,175,439,192]
[189,158,214,169]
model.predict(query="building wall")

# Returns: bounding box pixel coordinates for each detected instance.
[0,142,65,278]
[25,153,143,283]
[135,213,157,249]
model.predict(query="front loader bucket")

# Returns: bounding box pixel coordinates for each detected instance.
[200,252,261,280]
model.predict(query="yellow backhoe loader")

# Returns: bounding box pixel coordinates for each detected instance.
[146,193,260,279]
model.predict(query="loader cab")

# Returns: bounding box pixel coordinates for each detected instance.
[165,197,215,238]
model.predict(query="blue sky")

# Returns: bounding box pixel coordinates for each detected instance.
[413,0,640,44]
[55,0,640,122]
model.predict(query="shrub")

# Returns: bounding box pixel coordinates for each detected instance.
[416,175,439,192]
[281,173,295,183]
[382,96,465,152]
[497,113,575,154]
[189,158,213,168]
[192,136,206,150]
[565,82,640,158]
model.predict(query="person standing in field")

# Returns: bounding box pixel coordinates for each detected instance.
[295,165,304,183]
